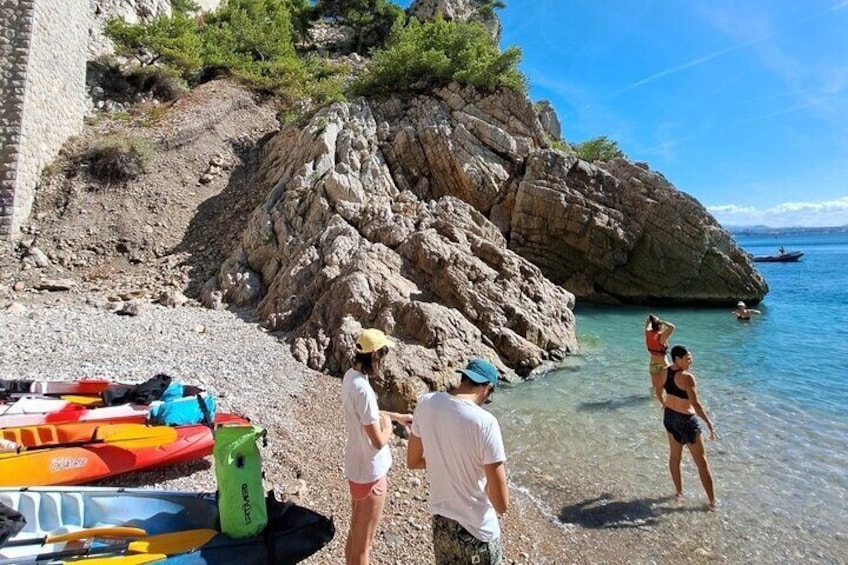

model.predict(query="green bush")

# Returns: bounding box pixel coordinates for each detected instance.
[312,0,404,54]
[302,55,349,104]
[104,0,318,99]
[550,138,573,154]
[478,0,506,18]
[105,12,202,80]
[171,0,200,13]
[85,136,156,183]
[127,66,188,101]
[573,136,625,162]
[201,0,299,71]
[359,16,526,95]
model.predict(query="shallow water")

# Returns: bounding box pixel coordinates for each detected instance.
[492,231,848,562]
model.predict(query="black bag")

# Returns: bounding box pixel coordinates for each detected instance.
[0,501,26,547]
[101,373,172,406]
[0,379,34,400]
[262,491,335,564]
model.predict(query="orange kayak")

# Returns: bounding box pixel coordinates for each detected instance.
[0,414,247,486]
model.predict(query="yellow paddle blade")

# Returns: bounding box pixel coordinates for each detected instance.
[0,530,214,564]
[126,529,218,555]
[60,395,104,407]
[92,425,179,449]
[64,554,167,564]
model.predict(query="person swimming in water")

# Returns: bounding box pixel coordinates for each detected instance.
[654,345,717,509]
[733,301,761,321]
[645,314,675,392]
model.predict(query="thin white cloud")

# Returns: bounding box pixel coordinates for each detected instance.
[623,46,743,92]
[616,1,848,95]
[708,197,848,228]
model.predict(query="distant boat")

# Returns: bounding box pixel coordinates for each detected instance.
[752,250,804,262]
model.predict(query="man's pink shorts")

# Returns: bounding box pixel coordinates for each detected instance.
[348,475,388,500]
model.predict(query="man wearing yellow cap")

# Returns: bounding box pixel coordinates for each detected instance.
[342,328,412,565]
[407,358,509,564]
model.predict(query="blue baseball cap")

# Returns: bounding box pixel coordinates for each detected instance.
[457,358,499,388]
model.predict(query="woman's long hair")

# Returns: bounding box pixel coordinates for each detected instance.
[354,346,388,375]
[648,314,661,332]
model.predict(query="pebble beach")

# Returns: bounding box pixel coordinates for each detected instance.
[1,297,571,564]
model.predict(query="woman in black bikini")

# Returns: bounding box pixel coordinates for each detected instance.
[653,345,717,509]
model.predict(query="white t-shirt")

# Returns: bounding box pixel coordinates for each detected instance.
[341,368,392,483]
[411,391,506,542]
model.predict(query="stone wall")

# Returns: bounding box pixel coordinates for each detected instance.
[0,0,90,238]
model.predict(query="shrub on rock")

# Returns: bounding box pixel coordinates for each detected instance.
[84,136,156,183]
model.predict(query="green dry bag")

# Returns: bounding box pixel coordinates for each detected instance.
[214,424,268,538]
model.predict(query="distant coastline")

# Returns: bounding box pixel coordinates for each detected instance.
[727,224,848,236]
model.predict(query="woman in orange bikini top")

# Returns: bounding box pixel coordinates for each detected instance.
[645,314,675,385]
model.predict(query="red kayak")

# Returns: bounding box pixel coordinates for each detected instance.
[30,379,112,395]
[0,413,247,486]
[0,397,150,429]
[1,379,112,397]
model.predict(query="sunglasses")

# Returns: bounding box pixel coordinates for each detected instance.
[483,384,494,405]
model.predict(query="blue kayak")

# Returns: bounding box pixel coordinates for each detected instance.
[0,486,334,564]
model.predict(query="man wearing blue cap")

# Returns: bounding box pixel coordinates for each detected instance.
[407,358,509,565]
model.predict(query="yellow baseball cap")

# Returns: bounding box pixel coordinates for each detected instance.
[355,328,396,354]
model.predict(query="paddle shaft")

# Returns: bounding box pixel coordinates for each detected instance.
[0,529,218,564]
[0,543,170,564]
[3,526,146,547]
[64,555,167,565]
[0,544,138,563]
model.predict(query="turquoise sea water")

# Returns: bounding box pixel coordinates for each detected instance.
[492,231,848,562]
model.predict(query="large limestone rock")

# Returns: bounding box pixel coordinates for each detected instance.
[374,83,549,223]
[370,84,767,305]
[509,154,767,304]
[219,101,577,411]
[535,100,562,141]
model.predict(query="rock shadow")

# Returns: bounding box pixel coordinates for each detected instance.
[557,493,698,529]
[577,394,651,412]
[90,458,213,488]
[171,133,277,307]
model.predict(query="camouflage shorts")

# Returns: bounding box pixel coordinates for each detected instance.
[432,514,502,565]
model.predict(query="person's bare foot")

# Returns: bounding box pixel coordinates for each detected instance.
[674,492,685,501]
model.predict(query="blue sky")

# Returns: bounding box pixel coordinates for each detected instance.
[398,1,848,228]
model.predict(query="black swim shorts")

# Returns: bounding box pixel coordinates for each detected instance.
[663,408,702,444]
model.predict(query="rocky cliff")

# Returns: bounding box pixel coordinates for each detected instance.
[215,96,577,412]
[215,83,766,409]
